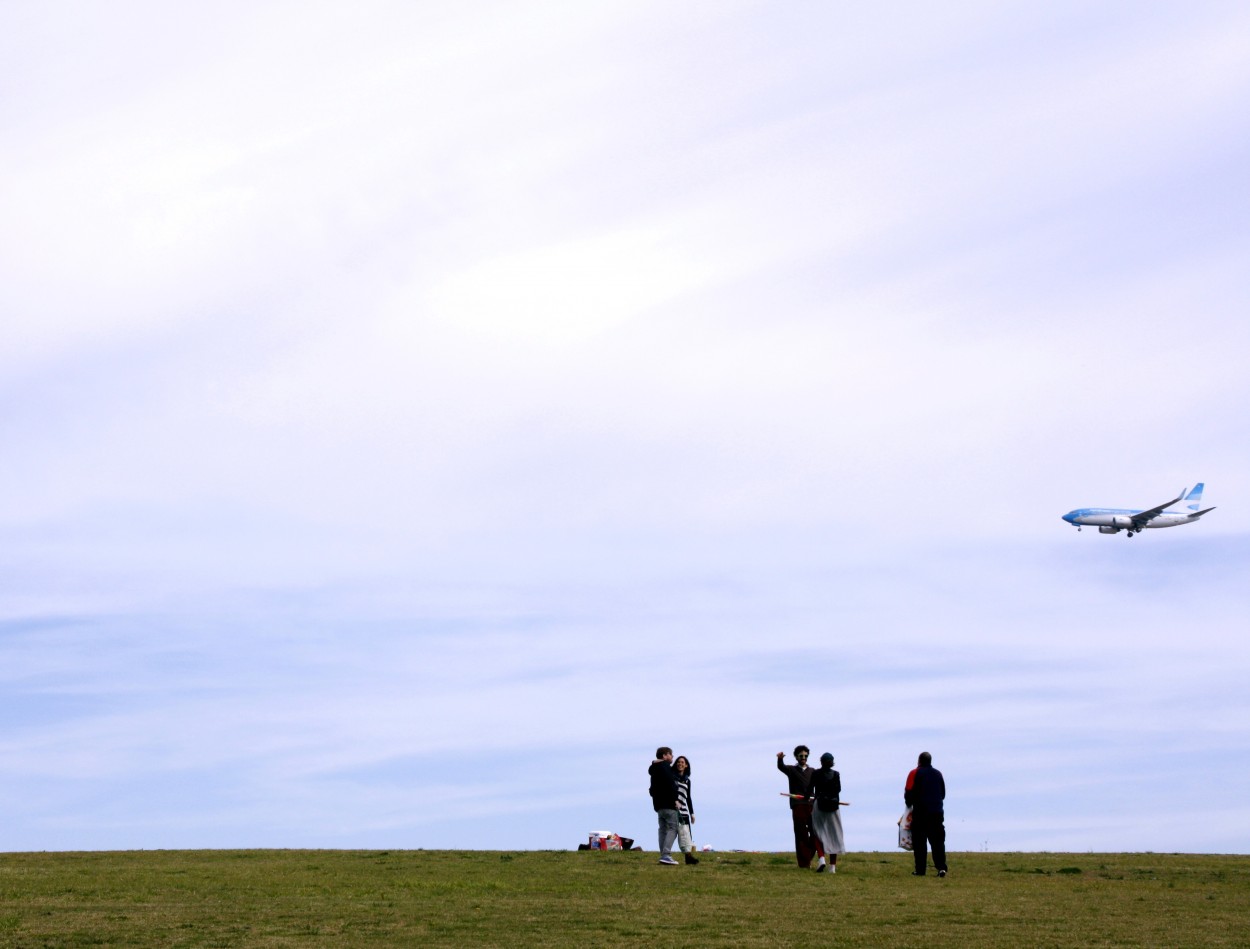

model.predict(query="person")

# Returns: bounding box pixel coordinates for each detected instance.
[811,752,844,873]
[673,755,700,865]
[904,751,947,877]
[648,747,681,866]
[776,745,817,868]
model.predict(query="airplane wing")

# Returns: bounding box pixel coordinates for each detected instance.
[1131,495,1184,528]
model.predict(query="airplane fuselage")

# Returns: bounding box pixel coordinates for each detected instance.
[1062,508,1202,532]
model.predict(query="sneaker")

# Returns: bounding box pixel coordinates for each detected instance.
[816,863,826,873]
[830,865,837,874]
[658,855,679,865]
[938,869,947,878]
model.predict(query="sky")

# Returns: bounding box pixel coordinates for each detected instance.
[3,0,1249,855]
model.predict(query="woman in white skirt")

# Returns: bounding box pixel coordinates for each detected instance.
[810,752,844,873]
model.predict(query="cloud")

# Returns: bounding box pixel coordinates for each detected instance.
[1,0,1249,853]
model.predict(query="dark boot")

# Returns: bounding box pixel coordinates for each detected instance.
[684,851,700,865]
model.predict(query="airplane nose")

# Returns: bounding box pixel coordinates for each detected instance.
[1061,512,1075,523]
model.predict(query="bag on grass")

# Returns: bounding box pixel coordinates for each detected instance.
[897,807,913,851]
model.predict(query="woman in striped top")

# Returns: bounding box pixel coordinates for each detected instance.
[673,756,700,865]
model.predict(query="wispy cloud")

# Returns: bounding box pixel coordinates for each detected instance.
[2,0,1249,854]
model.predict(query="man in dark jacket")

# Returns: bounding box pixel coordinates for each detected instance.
[776,745,817,868]
[648,747,680,865]
[904,751,947,877]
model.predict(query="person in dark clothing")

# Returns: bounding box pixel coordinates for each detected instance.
[776,745,817,868]
[904,751,947,877]
[649,747,681,865]
[811,752,844,873]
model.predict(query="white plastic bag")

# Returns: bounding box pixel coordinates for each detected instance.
[897,807,914,851]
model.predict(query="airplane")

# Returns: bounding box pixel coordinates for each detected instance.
[1062,483,1215,537]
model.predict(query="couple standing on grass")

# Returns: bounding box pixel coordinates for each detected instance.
[648,747,700,866]
[776,746,845,873]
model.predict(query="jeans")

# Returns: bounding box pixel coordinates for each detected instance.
[656,808,679,856]
[677,815,694,853]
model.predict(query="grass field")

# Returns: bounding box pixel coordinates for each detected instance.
[2,849,1248,948]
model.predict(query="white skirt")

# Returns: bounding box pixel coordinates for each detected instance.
[812,806,844,855]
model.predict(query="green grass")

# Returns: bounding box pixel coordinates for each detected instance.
[1,850,1248,947]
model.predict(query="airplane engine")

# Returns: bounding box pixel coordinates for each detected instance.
[1098,526,1121,534]
[1111,515,1135,530]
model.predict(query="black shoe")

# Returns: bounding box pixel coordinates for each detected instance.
[816,863,826,873]
[912,871,925,876]
[938,869,947,877]
[685,853,699,865]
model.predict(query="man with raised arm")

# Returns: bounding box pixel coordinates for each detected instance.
[776,745,817,868]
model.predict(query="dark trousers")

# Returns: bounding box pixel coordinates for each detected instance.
[790,801,817,868]
[912,809,946,874]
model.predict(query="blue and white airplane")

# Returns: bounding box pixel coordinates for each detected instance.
[1062,483,1215,537]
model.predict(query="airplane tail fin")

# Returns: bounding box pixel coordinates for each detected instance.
[1183,483,1205,511]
